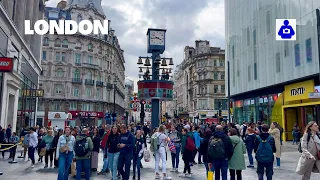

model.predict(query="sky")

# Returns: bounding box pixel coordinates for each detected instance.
[46,0,225,91]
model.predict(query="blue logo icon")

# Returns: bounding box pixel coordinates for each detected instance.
[276,19,296,41]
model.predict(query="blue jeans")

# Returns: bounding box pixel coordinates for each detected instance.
[213,159,228,180]
[292,132,299,144]
[171,145,181,168]
[58,152,74,180]
[257,162,273,180]
[133,155,142,178]
[28,146,35,165]
[118,153,133,180]
[108,152,120,180]
[247,148,254,165]
[101,148,109,172]
[204,162,215,177]
[76,159,90,180]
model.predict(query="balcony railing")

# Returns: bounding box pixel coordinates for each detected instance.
[82,63,100,70]
[75,46,81,50]
[75,62,81,66]
[96,81,103,87]
[85,79,94,85]
[62,45,68,48]
[72,78,82,84]
[88,49,93,52]
[54,44,61,47]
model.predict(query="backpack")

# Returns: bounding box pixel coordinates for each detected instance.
[185,136,196,151]
[255,136,274,163]
[150,134,161,152]
[74,138,89,157]
[208,138,225,160]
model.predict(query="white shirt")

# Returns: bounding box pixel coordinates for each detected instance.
[28,132,38,148]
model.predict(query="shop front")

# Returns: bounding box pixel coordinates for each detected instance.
[48,112,69,129]
[69,111,104,127]
[282,80,320,141]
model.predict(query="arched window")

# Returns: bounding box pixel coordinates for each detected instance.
[74,69,80,79]
[56,68,64,77]
[86,71,92,79]
[88,43,93,51]
[62,39,68,48]
[54,38,61,47]
[77,14,82,24]
[43,37,49,45]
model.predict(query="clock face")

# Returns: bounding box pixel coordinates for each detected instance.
[149,30,165,46]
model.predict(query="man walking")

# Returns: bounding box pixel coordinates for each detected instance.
[254,124,276,180]
[75,128,93,180]
[118,124,135,180]
[98,125,111,174]
[208,125,234,180]
[28,127,38,168]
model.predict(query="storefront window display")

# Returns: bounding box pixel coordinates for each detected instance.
[233,100,244,124]
[244,99,256,123]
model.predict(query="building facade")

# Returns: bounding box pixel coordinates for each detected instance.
[124,79,134,124]
[0,0,43,131]
[225,0,320,140]
[173,40,227,122]
[37,0,126,127]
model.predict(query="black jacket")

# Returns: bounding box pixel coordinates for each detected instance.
[52,135,59,149]
[245,134,256,150]
[200,136,210,163]
[92,135,101,152]
[107,133,120,153]
[208,131,234,161]
[254,133,276,153]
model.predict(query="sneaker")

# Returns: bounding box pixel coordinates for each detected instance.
[106,169,110,174]
[170,168,176,172]
[247,165,254,168]
[186,174,192,178]
[0,171,3,175]
[97,171,105,175]
[31,165,35,168]
[44,164,48,168]
[274,166,281,169]
[133,176,136,180]
[50,163,53,168]
[175,168,179,172]
[163,176,172,180]
[155,174,161,179]
[179,174,187,177]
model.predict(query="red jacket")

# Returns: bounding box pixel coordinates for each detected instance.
[100,130,110,149]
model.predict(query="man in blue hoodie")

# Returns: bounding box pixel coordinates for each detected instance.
[118,124,135,180]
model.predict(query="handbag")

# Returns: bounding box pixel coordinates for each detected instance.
[312,136,320,159]
[40,148,46,156]
[207,171,214,180]
[59,136,70,153]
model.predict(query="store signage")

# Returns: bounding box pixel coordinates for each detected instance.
[284,80,314,102]
[0,57,13,72]
[48,112,67,120]
[309,92,320,99]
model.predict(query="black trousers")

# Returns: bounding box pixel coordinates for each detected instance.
[45,149,54,165]
[230,169,242,180]
[9,146,17,160]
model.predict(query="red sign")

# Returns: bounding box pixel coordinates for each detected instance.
[206,118,218,124]
[149,89,156,97]
[142,100,146,104]
[0,57,13,72]
[68,111,104,119]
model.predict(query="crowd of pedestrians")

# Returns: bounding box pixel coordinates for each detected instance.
[0,120,319,180]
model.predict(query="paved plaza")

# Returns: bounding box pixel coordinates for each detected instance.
[0,142,318,180]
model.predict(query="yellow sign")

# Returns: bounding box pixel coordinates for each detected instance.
[284,80,314,102]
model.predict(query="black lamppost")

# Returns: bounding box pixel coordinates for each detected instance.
[113,80,117,124]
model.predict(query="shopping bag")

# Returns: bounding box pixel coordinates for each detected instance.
[207,171,214,180]
[71,162,76,177]
[39,148,46,156]
[143,150,151,162]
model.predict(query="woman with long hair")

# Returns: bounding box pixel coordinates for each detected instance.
[56,127,76,180]
[269,122,281,168]
[42,130,54,168]
[154,125,171,179]
[52,129,63,168]
[201,128,212,176]
[296,121,320,179]
[228,128,246,180]
[91,127,100,172]
[106,125,121,180]
[168,124,182,172]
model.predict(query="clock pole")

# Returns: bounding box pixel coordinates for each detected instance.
[151,53,160,130]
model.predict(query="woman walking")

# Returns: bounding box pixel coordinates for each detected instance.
[168,124,181,172]
[292,123,300,145]
[244,127,256,168]
[42,130,54,168]
[56,127,76,180]
[91,128,100,172]
[269,122,281,168]
[179,128,193,178]
[296,121,320,179]
[200,128,212,176]
[228,128,246,180]
[106,125,120,180]
[133,130,145,180]
[52,129,63,168]
[154,125,171,179]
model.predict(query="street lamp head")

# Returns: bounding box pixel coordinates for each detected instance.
[137,57,143,65]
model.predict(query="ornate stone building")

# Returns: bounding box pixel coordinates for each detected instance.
[173,40,227,122]
[37,0,125,127]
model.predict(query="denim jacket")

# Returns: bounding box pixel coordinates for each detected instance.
[56,135,76,158]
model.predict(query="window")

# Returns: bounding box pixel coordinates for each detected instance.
[42,51,47,60]
[214,72,218,80]
[221,85,225,94]
[69,102,77,110]
[56,68,64,77]
[61,52,66,61]
[221,72,225,80]
[213,59,217,66]
[214,99,228,110]
[86,88,92,97]
[247,27,250,46]
[55,52,60,61]
[81,103,87,111]
[266,11,271,34]
[43,37,49,45]
[97,104,103,112]
[284,41,289,57]
[276,52,280,73]
[75,53,81,64]
[62,39,68,48]
[86,71,92,79]
[55,85,63,94]
[248,65,251,81]
[201,86,206,94]
[73,88,79,97]
[232,45,235,58]
[74,69,80,78]
[54,103,61,111]
[219,60,224,66]
[88,56,93,64]
[88,43,93,51]
[54,39,61,47]
[97,74,102,81]
[96,88,101,98]
[75,40,81,48]
[295,44,300,66]
[306,38,312,62]
[98,46,102,54]
[254,62,257,80]
[253,29,256,45]
[214,85,218,93]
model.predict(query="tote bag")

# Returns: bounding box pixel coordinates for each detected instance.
[207,171,214,180]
